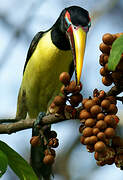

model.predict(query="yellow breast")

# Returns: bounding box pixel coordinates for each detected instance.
[21,30,73,118]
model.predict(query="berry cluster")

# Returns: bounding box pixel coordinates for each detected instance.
[30,68,123,168]
[49,72,83,118]
[99,33,123,86]
[79,89,123,169]
[30,127,59,165]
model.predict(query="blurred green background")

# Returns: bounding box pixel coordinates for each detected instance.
[0,0,123,179]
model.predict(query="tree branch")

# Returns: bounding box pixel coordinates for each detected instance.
[0,114,74,134]
[106,85,123,96]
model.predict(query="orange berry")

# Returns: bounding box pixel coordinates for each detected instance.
[104,128,115,138]
[84,99,96,111]
[84,137,92,145]
[85,118,96,127]
[108,104,118,114]
[30,136,41,147]
[93,128,100,135]
[90,105,102,117]
[99,54,105,66]
[97,113,105,120]
[103,55,109,64]
[79,110,91,120]
[43,154,54,165]
[102,76,112,86]
[96,120,107,130]
[104,115,117,128]
[102,33,114,45]
[99,43,110,54]
[89,136,98,144]
[94,141,106,152]
[83,127,93,137]
[101,99,110,109]
[97,132,106,141]
[100,67,107,76]
[59,72,70,85]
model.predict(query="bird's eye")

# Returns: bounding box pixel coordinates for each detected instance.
[73,26,77,29]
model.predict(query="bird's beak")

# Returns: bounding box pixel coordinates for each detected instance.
[67,25,87,85]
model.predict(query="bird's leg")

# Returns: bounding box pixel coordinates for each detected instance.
[36,112,46,125]
[33,112,46,135]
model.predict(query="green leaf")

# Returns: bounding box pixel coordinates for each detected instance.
[0,150,8,177]
[108,35,123,71]
[0,140,38,180]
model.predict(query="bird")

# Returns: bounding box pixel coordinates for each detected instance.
[16,5,91,180]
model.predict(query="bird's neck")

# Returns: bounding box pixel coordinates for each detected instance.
[51,26,70,50]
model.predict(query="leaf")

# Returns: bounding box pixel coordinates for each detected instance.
[0,150,8,177]
[108,35,123,71]
[0,140,38,180]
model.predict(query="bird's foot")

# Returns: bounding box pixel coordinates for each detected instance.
[34,112,46,127]
[33,112,46,135]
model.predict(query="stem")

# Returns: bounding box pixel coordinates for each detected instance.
[106,85,123,96]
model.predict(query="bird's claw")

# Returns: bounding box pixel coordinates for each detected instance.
[34,112,46,127]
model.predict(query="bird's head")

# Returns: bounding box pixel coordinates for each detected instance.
[52,6,91,85]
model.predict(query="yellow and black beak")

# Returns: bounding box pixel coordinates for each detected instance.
[65,11,89,85]
[67,25,87,85]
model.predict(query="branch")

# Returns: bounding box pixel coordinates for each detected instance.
[106,85,123,96]
[0,114,75,134]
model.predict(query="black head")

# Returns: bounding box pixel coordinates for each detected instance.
[61,6,91,33]
[68,6,90,26]
[51,6,91,50]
